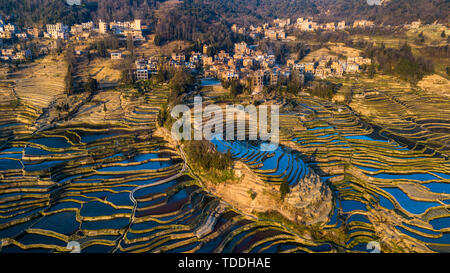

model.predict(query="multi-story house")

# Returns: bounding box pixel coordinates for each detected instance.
[98,20,109,34]
[135,69,149,81]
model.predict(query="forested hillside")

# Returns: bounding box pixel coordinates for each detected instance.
[0,0,447,27]
[0,0,159,26]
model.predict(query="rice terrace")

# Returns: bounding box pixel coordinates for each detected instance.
[0,0,449,256]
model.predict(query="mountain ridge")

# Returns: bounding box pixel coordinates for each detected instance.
[0,0,448,27]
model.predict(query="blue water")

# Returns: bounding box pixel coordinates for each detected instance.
[201,78,221,87]
[341,200,367,213]
[307,126,333,131]
[430,217,450,230]
[0,152,22,159]
[119,153,160,163]
[377,194,395,210]
[347,213,371,224]
[355,165,380,173]
[18,233,67,247]
[81,217,129,230]
[316,133,338,138]
[24,147,59,156]
[32,211,79,236]
[0,147,23,153]
[373,172,439,181]
[80,201,129,217]
[97,160,172,172]
[432,172,450,180]
[28,137,71,148]
[403,223,441,235]
[0,122,22,128]
[24,160,68,172]
[0,159,22,170]
[381,187,441,215]
[396,226,450,244]
[423,182,450,194]
[81,133,118,143]
[343,135,389,142]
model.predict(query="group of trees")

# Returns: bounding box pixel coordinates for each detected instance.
[64,48,75,95]
[295,29,437,84]
[364,43,434,84]
[420,45,450,59]
[264,73,306,96]
[2,0,447,30]
[154,2,253,52]
[89,35,124,58]
[84,77,99,93]
[279,179,290,200]
[0,0,159,27]
[258,40,310,65]
[184,140,234,172]
[64,47,99,95]
[167,69,197,104]
[221,79,246,97]
[0,0,91,27]
[307,80,341,99]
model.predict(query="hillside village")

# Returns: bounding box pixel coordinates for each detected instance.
[0,15,445,95]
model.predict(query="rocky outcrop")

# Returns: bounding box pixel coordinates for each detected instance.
[285,170,333,224]
[206,160,333,226]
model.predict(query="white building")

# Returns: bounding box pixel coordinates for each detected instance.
[46,23,69,40]
[99,20,109,34]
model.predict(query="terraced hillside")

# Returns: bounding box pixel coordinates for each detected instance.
[0,79,338,253]
[335,75,450,158]
[0,68,448,252]
[279,95,450,252]
[182,81,450,252]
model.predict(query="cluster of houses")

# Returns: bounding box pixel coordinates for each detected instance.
[0,17,43,41]
[98,19,144,41]
[232,17,376,40]
[126,53,201,81]
[0,47,32,62]
[0,17,36,62]
[202,42,294,94]
[44,19,145,42]
[125,39,372,94]
[290,56,372,79]
[0,17,146,63]
[201,42,372,93]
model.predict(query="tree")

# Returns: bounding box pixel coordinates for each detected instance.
[96,41,107,58]
[118,57,135,84]
[368,63,376,78]
[344,89,353,104]
[127,34,135,59]
[64,48,75,95]
[168,70,196,100]
[287,73,304,94]
[154,34,162,46]
[84,77,98,93]
[417,31,425,43]
[280,179,290,200]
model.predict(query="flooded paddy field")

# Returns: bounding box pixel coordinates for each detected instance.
[278,95,450,252]
[1,67,448,253]
[0,84,335,253]
[179,84,450,252]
